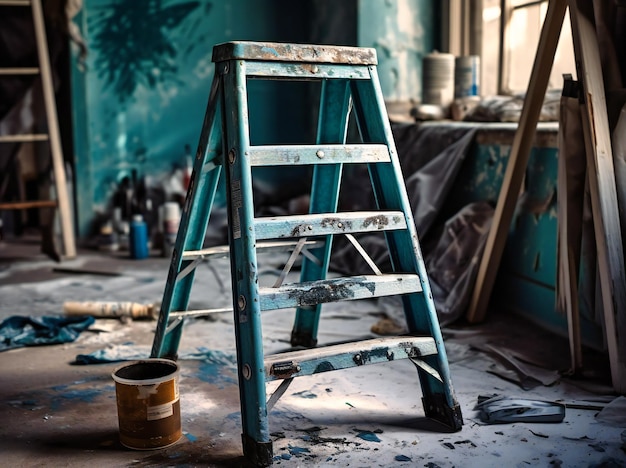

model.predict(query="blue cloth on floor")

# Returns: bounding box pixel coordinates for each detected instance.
[0,315,95,351]
[74,345,236,365]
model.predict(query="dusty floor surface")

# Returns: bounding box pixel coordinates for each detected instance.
[1,238,625,467]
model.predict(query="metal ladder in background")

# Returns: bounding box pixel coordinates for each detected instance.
[151,41,463,466]
[0,0,76,258]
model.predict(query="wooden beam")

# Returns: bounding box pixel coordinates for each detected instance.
[467,0,568,323]
[569,0,626,393]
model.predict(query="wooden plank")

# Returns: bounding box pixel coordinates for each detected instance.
[569,0,626,393]
[466,0,567,323]
[249,144,390,166]
[259,274,422,310]
[254,211,406,240]
[556,82,586,374]
[264,336,437,381]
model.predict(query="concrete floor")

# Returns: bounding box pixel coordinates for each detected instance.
[1,236,625,467]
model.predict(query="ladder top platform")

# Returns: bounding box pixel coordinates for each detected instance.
[212,41,378,66]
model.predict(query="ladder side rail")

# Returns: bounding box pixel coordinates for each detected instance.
[290,78,353,348]
[151,72,224,359]
[31,0,76,258]
[351,69,462,430]
[222,58,272,465]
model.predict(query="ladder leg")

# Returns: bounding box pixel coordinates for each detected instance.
[351,71,463,430]
[290,79,352,347]
[151,74,223,359]
[222,59,272,466]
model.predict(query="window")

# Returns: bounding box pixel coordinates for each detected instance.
[443,0,576,96]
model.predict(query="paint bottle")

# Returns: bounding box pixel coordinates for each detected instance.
[162,202,180,258]
[129,214,149,259]
[454,55,480,98]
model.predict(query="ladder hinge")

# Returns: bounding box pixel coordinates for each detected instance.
[270,360,301,378]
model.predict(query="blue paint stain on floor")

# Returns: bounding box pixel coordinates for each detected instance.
[395,454,412,462]
[189,347,237,386]
[197,361,237,386]
[291,390,317,399]
[356,431,382,442]
[288,445,310,456]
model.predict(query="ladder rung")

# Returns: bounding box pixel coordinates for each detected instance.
[0,200,56,210]
[254,211,407,240]
[248,144,390,166]
[0,134,48,143]
[182,239,324,261]
[0,67,39,75]
[245,61,371,80]
[264,336,437,381]
[260,274,422,311]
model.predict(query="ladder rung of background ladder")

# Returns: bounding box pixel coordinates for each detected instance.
[264,336,437,381]
[0,200,56,210]
[254,211,407,240]
[0,67,39,75]
[248,144,391,166]
[0,134,48,143]
[259,274,422,310]
[0,0,31,6]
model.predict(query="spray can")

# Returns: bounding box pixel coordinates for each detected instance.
[130,214,149,259]
[162,202,180,258]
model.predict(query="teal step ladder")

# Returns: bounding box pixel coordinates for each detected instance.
[151,41,463,466]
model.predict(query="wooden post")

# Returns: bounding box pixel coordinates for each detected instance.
[467,0,567,323]
[569,0,626,393]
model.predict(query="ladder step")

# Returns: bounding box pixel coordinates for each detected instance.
[259,274,421,310]
[249,144,390,166]
[0,134,48,143]
[265,336,437,381]
[254,211,407,240]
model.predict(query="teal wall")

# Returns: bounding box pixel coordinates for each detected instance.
[442,123,604,349]
[358,0,437,105]
[70,0,437,238]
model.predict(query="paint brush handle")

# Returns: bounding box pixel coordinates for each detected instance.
[63,301,155,320]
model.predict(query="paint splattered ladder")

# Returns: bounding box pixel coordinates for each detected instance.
[151,41,463,466]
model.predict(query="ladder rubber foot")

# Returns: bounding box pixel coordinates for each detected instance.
[422,394,464,431]
[290,331,317,348]
[242,434,273,467]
